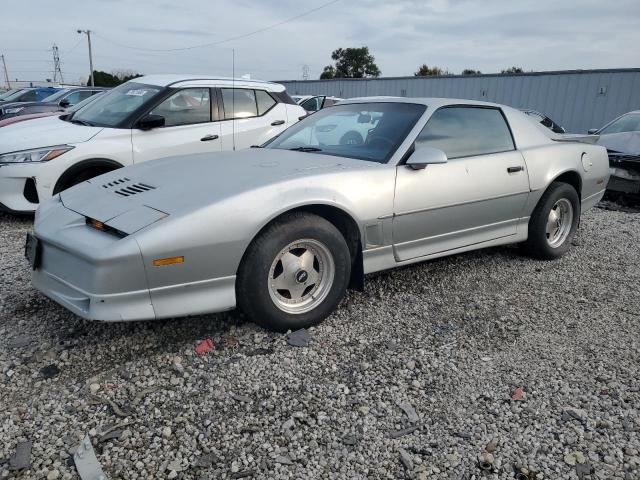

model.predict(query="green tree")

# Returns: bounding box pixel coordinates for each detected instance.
[89,70,143,87]
[501,66,524,74]
[462,69,481,75]
[320,47,381,79]
[414,64,450,76]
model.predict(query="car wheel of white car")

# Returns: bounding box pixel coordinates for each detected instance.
[523,181,580,259]
[237,212,351,332]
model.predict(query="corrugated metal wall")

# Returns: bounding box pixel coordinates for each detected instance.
[278,69,640,133]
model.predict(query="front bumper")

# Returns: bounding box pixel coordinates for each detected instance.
[30,203,237,322]
[33,266,155,321]
[31,240,238,322]
[607,167,640,194]
[0,163,47,213]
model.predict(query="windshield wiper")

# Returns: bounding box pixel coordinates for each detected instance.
[70,119,94,126]
[288,146,322,152]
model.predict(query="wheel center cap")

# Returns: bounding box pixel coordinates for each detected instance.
[295,270,308,283]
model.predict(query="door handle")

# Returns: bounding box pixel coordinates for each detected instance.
[201,134,219,142]
[507,166,524,173]
[271,120,285,126]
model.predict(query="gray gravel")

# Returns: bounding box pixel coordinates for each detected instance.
[1,206,639,479]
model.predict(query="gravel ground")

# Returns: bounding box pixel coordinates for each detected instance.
[1,205,639,480]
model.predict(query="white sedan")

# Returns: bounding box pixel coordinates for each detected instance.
[0,75,305,214]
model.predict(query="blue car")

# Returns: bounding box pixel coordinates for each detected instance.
[0,87,63,105]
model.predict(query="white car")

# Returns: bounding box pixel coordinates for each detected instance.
[293,95,343,113]
[0,75,305,214]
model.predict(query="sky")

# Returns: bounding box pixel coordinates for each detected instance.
[1,0,639,85]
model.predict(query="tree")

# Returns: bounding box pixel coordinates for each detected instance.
[414,64,444,76]
[319,47,381,79]
[320,66,336,80]
[89,70,143,87]
[462,69,481,75]
[501,66,524,74]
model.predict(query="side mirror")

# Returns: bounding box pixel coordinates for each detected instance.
[406,146,448,170]
[59,99,71,108]
[587,128,598,135]
[136,114,165,130]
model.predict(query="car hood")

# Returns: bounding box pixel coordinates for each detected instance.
[59,149,379,234]
[0,112,61,128]
[0,115,103,153]
[597,131,640,155]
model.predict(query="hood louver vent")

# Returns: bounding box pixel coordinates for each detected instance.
[101,178,157,197]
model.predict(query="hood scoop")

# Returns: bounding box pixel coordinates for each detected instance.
[101,177,157,197]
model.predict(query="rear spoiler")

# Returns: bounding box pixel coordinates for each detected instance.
[551,134,600,145]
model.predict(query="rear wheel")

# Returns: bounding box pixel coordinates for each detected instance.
[237,212,351,332]
[522,181,580,259]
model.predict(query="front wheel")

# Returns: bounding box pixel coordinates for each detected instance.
[522,181,580,259]
[237,212,351,332]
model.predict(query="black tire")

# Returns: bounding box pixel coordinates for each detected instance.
[53,170,95,194]
[339,131,364,146]
[237,212,351,332]
[522,181,580,259]
[53,163,121,194]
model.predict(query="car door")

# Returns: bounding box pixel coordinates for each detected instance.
[217,88,288,150]
[392,106,530,261]
[131,87,222,164]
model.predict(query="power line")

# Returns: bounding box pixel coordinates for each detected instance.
[62,37,84,55]
[93,0,341,52]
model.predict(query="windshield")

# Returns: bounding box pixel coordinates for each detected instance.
[600,112,640,135]
[41,89,70,103]
[265,102,426,163]
[71,82,163,127]
[1,89,30,101]
[0,89,21,100]
[66,92,105,113]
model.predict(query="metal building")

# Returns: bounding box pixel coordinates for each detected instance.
[278,68,640,133]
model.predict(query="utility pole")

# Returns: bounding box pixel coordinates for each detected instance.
[77,29,94,86]
[52,44,64,84]
[1,55,10,89]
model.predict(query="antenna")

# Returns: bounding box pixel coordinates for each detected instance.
[52,44,64,84]
[232,48,235,151]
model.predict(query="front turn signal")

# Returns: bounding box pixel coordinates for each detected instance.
[153,256,184,267]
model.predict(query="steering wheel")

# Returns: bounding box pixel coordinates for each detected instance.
[366,135,395,151]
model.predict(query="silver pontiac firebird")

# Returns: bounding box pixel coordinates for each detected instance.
[28,97,609,331]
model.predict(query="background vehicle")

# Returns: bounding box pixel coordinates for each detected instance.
[30,98,609,332]
[0,91,106,128]
[0,75,305,213]
[295,95,343,113]
[0,87,107,120]
[0,87,62,105]
[588,110,640,194]
[521,109,566,133]
[0,89,23,101]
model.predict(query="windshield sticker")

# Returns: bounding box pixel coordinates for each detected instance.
[126,89,149,96]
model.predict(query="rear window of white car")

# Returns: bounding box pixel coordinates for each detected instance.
[221,88,277,119]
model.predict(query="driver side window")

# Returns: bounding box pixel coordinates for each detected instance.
[149,88,211,127]
[416,106,514,159]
